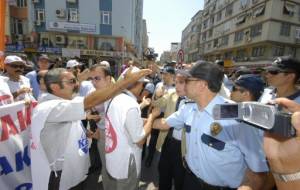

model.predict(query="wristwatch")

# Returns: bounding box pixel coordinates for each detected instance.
[273,171,300,182]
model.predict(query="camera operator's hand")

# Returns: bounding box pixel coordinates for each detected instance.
[263,98,300,189]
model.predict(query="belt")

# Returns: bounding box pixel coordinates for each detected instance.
[182,158,236,190]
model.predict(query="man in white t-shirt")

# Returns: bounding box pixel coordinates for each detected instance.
[88,64,114,189]
[105,67,159,190]
[4,55,35,101]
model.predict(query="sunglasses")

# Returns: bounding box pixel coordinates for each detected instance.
[232,86,245,92]
[267,70,292,75]
[8,64,24,69]
[89,76,102,81]
[61,78,77,84]
[185,78,201,83]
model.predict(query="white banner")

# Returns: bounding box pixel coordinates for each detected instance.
[0,101,36,190]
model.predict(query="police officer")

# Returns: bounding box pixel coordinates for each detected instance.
[260,56,300,103]
[230,74,265,102]
[152,61,268,190]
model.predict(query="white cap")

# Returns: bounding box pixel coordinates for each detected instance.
[120,66,149,83]
[4,55,25,65]
[66,59,81,68]
[100,60,110,67]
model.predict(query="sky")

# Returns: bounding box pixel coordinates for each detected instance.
[143,0,204,57]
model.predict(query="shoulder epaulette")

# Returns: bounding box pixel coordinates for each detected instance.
[184,100,195,104]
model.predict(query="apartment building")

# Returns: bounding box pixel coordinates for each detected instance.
[5,0,144,65]
[191,0,300,68]
[181,10,203,62]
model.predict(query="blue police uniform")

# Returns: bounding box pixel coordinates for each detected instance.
[166,94,268,188]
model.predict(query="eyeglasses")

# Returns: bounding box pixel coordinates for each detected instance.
[8,64,24,69]
[89,76,102,81]
[232,86,245,92]
[61,78,77,85]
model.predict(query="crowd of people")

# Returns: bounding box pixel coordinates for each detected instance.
[1,54,300,190]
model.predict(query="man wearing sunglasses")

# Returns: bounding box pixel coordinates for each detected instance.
[260,56,300,103]
[230,74,265,102]
[151,61,268,190]
[30,67,151,190]
[4,55,35,101]
[87,63,114,189]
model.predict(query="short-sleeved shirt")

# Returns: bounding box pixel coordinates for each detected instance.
[7,75,32,101]
[26,70,40,99]
[166,95,268,188]
[0,76,13,105]
[260,87,300,104]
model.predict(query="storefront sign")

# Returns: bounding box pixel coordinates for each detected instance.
[48,21,96,34]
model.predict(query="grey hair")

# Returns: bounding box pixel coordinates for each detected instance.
[44,68,67,93]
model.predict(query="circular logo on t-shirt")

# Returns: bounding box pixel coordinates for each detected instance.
[105,116,117,153]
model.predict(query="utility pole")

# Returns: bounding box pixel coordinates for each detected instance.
[0,0,6,70]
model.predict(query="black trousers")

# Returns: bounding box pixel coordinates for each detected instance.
[158,136,185,190]
[182,168,236,190]
[146,129,159,160]
[48,170,86,190]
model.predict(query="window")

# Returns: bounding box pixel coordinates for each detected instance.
[283,3,295,16]
[221,35,229,46]
[213,39,219,48]
[69,9,78,22]
[272,46,284,56]
[236,49,246,59]
[208,29,213,38]
[250,23,262,37]
[203,19,208,29]
[101,11,111,25]
[17,0,27,7]
[225,4,233,17]
[217,11,222,21]
[253,5,265,17]
[252,46,265,57]
[280,22,291,36]
[288,47,296,57]
[191,25,196,32]
[202,32,207,41]
[234,30,244,42]
[236,14,246,25]
[35,9,45,21]
[210,16,214,25]
[207,42,212,50]
[12,19,24,35]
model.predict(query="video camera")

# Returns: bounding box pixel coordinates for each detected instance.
[144,48,158,61]
[212,102,295,138]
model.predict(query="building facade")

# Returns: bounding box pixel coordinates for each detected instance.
[160,42,181,63]
[199,0,300,67]
[181,10,203,63]
[5,0,145,67]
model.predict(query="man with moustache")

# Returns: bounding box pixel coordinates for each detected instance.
[4,55,34,101]
[30,67,151,190]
